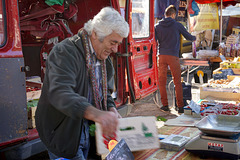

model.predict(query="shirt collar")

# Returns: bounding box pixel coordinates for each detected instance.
[89,39,95,55]
[89,39,100,64]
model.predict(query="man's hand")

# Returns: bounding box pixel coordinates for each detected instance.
[97,111,118,137]
[109,107,122,118]
[84,106,118,137]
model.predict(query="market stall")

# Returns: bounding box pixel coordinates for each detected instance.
[130,1,240,160]
[182,0,240,75]
[130,99,240,159]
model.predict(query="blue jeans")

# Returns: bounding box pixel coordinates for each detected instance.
[48,120,90,160]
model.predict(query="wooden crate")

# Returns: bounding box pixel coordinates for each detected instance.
[200,87,240,101]
[28,106,37,118]
[27,90,41,101]
[28,118,36,129]
[213,67,240,75]
[209,57,233,63]
[28,107,37,129]
[220,61,240,69]
[227,75,240,81]
[232,68,240,74]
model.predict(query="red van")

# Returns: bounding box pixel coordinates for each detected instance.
[0,0,158,159]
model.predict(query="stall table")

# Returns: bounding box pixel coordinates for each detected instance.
[133,125,220,160]
[180,58,209,83]
[209,57,233,63]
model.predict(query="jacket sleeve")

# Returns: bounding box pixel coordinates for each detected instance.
[178,23,196,41]
[154,25,160,43]
[106,57,116,109]
[46,40,91,120]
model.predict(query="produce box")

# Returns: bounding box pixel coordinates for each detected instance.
[200,87,240,101]
[27,106,37,128]
[220,62,240,74]
[95,116,159,155]
[184,101,240,117]
[227,75,240,81]
[212,68,234,80]
[26,88,41,101]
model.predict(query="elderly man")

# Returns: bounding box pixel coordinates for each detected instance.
[35,7,129,159]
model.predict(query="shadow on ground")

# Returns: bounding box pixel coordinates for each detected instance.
[125,90,178,120]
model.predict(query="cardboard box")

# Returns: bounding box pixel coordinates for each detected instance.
[28,106,37,119]
[28,118,36,129]
[200,87,240,101]
[27,107,37,129]
[95,116,159,155]
[227,75,240,81]
[183,107,192,115]
[26,90,41,101]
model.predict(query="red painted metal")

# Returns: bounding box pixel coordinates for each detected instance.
[0,129,38,149]
[195,0,239,7]
[0,0,22,58]
[195,0,238,4]
[0,0,159,156]
[127,0,158,100]
[68,0,112,35]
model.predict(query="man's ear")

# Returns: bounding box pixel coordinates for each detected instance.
[91,31,97,40]
[172,13,176,19]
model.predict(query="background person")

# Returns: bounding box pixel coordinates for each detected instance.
[154,5,196,113]
[35,7,129,159]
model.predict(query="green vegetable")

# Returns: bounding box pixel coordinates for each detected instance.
[157,116,167,122]
[27,99,39,111]
[89,124,96,137]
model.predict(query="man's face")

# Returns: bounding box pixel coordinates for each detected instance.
[91,31,123,60]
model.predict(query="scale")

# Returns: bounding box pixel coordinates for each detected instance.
[185,115,240,160]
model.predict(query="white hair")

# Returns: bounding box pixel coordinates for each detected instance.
[84,7,129,41]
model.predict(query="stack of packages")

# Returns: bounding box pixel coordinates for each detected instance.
[219,34,240,57]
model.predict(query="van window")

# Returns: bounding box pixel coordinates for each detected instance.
[0,0,6,47]
[132,0,149,38]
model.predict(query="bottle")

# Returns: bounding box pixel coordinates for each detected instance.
[219,42,224,55]
[192,41,196,58]
[237,44,240,57]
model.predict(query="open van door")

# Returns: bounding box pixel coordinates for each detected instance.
[126,0,158,101]
[0,0,28,145]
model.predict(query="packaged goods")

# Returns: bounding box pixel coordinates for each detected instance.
[160,134,190,151]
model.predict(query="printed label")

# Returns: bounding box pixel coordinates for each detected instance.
[208,142,224,152]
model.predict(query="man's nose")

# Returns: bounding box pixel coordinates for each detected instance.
[111,44,118,53]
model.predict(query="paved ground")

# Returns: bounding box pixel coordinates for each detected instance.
[126,65,211,120]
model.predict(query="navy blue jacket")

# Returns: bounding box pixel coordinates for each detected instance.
[155,17,196,57]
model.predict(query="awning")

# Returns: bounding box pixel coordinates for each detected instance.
[195,0,239,5]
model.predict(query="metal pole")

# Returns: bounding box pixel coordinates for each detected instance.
[220,0,223,43]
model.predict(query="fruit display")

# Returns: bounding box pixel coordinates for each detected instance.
[221,61,240,69]
[204,77,240,89]
[184,101,240,117]
[26,86,41,92]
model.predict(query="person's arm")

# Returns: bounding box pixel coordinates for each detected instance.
[178,23,196,41]
[47,42,90,120]
[154,25,160,44]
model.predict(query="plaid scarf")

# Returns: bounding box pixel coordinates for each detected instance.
[79,29,107,111]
